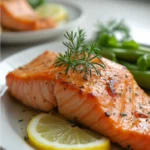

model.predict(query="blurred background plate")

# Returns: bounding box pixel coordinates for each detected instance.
[1,0,85,44]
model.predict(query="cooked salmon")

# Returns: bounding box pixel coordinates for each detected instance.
[6,51,150,150]
[0,0,56,31]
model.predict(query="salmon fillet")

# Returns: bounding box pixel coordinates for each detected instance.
[6,51,150,150]
[0,0,56,31]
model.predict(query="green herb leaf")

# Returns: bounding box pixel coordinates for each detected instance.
[120,113,127,117]
[54,29,105,79]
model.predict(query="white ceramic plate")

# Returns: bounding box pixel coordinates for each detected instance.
[0,42,124,150]
[1,0,85,44]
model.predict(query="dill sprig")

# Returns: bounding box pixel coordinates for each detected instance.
[96,19,130,41]
[54,29,105,79]
[63,29,85,54]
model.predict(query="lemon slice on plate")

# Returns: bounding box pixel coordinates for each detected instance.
[35,4,68,22]
[27,113,110,150]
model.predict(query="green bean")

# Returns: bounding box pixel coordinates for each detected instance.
[118,60,150,89]
[118,60,138,70]
[96,49,150,89]
[102,48,146,62]
[130,70,150,89]
[139,46,150,53]
[94,49,117,62]
[95,19,150,89]
[137,53,150,71]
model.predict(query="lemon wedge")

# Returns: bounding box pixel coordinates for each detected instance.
[35,4,68,22]
[27,113,110,150]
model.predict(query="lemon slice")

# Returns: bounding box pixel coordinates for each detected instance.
[27,113,110,150]
[35,4,68,22]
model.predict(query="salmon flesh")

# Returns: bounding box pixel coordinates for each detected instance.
[6,51,150,150]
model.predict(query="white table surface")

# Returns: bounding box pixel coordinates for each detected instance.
[1,0,150,60]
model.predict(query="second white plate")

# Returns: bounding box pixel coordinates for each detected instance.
[1,0,85,44]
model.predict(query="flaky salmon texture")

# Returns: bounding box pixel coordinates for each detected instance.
[6,51,150,150]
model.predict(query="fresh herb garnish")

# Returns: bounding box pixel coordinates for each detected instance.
[95,19,140,50]
[96,19,130,42]
[54,29,105,79]
[120,113,127,117]
[63,29,85,53]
